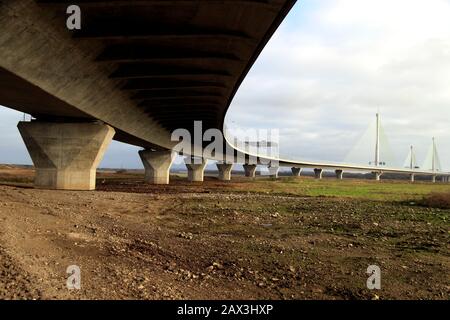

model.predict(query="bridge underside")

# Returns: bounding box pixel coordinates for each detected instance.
[3,1,445,191]
[0,0,296,149]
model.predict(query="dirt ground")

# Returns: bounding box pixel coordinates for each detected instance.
[0,167,449,300]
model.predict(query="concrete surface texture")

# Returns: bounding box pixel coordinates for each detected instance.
[374,172,383,181]
[17,121,115,190]
[243,164,257,178]
[139,149,176,185]
[216,163,233,181]
[268,166,280,178]
[291,167,302,176]
[335,169,344,180]
[185,158,208,182]
[314,168,323,179]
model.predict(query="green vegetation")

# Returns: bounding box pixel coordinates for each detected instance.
[231,177,450,202]
[170,185,449,299]
[2,166,450,204]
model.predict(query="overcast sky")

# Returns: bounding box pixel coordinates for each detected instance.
[1,0,449,170]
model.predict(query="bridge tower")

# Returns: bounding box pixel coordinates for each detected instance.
[374,112,380,167]
[432,137,436,173]
[372,112,383,181]
[408,145,416,182]
[432,137,437,183]
[422,137,442,182]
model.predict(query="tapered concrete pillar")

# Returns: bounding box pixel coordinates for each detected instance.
[314,168,323,179]
[268,166,279,178]
[410,174,415,182]
[374,172,383,181]
[335,169,344,180]
[18,121,115,190]
[432,175,437,183]
[217,163,233,181]
[243,164,257,178]
[185,157,207,182]
[291,167,302,177]
[139,149,176,185]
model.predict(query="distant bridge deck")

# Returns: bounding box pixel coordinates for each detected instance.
[0,0,448,190]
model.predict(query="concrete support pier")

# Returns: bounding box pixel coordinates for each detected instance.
[291,167,302,177]
[410,173,415,182]
[18,121,115,190]
[432,175,437,183]
[314,168,323,179]
[335,169,344,180]
[243,164,257,178]
[268,166,279,178]
[374,172,383,181]
[216,163,233,181]
[139,149,176,184]
[185,157,207,182]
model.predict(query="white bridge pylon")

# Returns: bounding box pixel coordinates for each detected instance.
[345,113,397,167]
[403,138,442,173]
[403,145,418,170]
[225,112,449,182]
[422,137,442,173]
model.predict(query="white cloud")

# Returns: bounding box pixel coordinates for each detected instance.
[1,1,449,170]
[227,0,450,169]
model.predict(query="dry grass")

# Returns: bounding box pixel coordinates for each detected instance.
[419,192,450,209]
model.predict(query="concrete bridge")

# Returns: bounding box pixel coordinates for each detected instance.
[1,0,448,190]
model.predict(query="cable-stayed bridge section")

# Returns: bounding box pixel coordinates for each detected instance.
[0,0,448,189]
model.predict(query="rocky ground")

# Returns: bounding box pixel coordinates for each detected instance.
[0,169,449,300]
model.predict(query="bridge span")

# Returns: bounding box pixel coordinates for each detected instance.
[0,0,448,189]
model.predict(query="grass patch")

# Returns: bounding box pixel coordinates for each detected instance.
[233,177,450,202]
